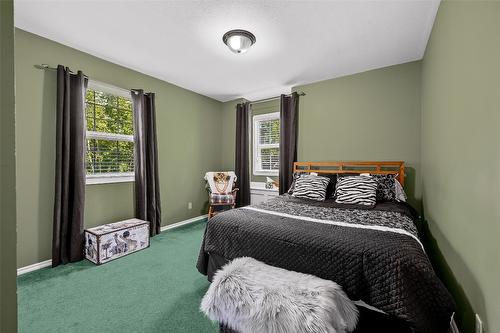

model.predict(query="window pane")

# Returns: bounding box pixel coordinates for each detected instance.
[87,92,133,135]
[118,97,132,110]
[259,119,280,145]
[86,90,95,103]
[106,108,121,133]
[86,139,134,174]
[94,90,117,107]
[86,87,134,178]
[122,120,134,135]
[260,147,279,171]
[85,103,95,131]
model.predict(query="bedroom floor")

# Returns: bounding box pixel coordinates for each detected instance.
[17,220,218,333]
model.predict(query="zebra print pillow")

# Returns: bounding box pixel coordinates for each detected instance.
[335,176,378,206]
[288,172,337,198]
[287,172,306,194]
[292,175,330,201]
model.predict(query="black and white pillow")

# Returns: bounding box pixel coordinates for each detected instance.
[287,172,305,194]
[371,174,397,202]
[289,172,337,198]
[335,176,377,206]
[292,175,330,201]
[394,179,407,202]
[321,174,338,198]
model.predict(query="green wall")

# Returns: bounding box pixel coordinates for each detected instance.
[0,0,18,331]
[15,29,223,268]
[293,62,422,207]
[222,62,422,206]
[421,1,500,332]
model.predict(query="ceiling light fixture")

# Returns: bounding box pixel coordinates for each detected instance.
[222,29,256,54]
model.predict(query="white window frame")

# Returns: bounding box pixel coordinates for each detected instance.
[253,112,280,176]
[85,80,135,185]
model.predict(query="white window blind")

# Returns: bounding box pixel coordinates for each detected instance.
[85,81,135,184]
[253,112,280,176]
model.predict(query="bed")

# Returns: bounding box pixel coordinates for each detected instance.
[197,161,455,333]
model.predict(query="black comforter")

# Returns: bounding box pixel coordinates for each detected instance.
[197,195,455,333]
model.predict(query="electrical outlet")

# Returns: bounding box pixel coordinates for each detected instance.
[475,314,483,333]
[188,202,192,210]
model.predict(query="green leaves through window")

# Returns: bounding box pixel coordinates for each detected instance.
[85,85,134,183]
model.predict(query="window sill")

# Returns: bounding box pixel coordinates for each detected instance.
[250,182,279,192]
[86,176,134,185]
[253,170,279,177]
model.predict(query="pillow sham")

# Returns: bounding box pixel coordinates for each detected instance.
[292,175,330,201]
[335,175,377,206]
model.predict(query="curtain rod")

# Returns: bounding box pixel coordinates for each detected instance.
[249,92,306,105]
[35,64,144,94]
[35,64,89,78]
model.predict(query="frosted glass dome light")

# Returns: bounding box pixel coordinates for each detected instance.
[223,30,256,54]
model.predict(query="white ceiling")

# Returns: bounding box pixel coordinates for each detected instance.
[15,0,440,102]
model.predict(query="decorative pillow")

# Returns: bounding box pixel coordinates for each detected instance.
[335,176,377,206]
[292,175,330,201]
[210,193,235,205]
[333,174,359,198]
[287,172,305,194]
[288,173,337,198]
[394,179,407,202]
[321,173,338,199]
[371,174,397,202]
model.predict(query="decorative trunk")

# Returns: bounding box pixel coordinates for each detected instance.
[84,219,150,265]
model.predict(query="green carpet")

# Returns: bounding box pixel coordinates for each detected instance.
[17,221,218,333]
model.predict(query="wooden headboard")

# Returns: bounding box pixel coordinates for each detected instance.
[293,161,405,185]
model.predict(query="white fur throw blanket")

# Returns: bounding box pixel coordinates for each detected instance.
[201,257,359,333]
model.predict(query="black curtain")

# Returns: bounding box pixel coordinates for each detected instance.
[132,90,162,236]
[235,102,250,207]
[279,92,300,194]
[52,65,88,267]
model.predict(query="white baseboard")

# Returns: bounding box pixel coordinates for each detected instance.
[17,214,208,276]
[160,214,208,232]
[17,259,52,276]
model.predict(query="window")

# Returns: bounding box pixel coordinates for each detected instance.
[253,112,280,176]
[85,81,134,185]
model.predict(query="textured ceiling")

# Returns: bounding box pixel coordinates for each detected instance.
[15,0,440,102]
